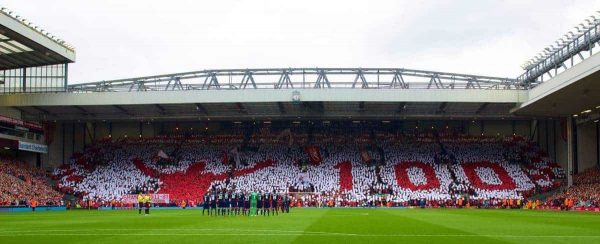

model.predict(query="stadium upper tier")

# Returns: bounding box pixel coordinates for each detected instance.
[0,7,75,69]
[0,7,73,94]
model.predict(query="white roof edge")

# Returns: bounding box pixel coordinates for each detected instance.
[0,7,75,62]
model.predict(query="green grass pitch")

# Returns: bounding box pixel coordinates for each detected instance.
[1,208,599,244]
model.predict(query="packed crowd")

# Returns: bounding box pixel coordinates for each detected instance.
[0,159,63,206]
[53,139,168,201]
[546,167,600,209]
[49,127,566,209]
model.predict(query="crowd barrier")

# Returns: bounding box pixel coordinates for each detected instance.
[98,206,188,210]
[539,206,600,212]
[0,206,66,212]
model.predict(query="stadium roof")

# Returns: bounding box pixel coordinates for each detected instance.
[517,12,600,86]
[0,7,75,70]
[66,68,521,92]
[0,87,527,121]
[514,51,600,119]
[9,101,522,122]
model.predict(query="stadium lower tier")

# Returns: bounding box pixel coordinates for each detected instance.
[545,167,600,209]
[52,134,564,205]
[0,159,63,206]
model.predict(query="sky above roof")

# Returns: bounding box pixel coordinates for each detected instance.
[2,0,600,84]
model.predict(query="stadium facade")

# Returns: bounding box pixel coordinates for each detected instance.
[0,6,600,190]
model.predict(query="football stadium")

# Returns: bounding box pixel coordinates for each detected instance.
[1,2,600,244]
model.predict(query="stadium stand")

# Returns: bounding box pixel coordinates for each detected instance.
[51,127,565,208]
[545,167,600,209]
[0,158,63,206]
[0,4,599,218]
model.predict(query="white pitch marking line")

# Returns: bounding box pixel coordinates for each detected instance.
[0,229,351,236]
[0,233,598,238]
[0,230,598,238]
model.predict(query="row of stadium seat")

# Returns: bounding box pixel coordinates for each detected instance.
[546,167,600,209]
[51,132,565,207]
[0,159,63,206]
